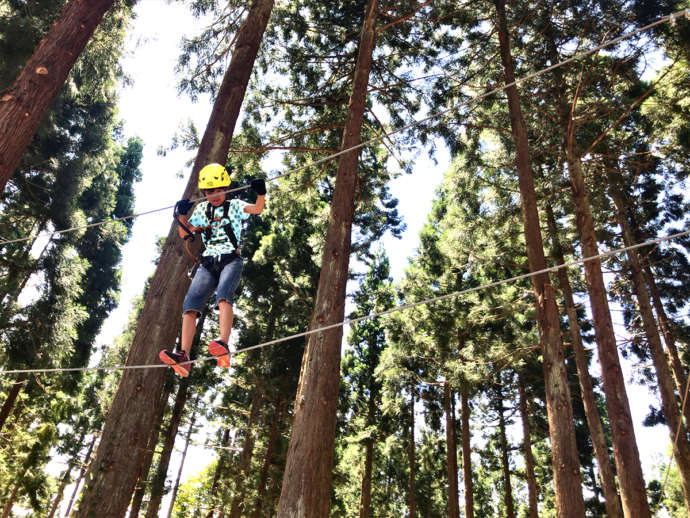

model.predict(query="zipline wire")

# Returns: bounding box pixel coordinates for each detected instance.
[0,9,686,248]
[1,228,687,376]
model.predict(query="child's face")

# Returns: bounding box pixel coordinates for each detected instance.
[205,187,226,206]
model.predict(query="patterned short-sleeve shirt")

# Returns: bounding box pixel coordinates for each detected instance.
[188,199,250,257]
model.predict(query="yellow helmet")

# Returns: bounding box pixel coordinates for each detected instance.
[198,163,231,190]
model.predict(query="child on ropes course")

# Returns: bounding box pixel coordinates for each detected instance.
[159,163,266,377]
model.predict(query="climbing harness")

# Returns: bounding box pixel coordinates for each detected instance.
[174,193,242,279]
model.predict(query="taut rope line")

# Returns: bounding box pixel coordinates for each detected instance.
[0,9,685,247]
[1,228,687,376]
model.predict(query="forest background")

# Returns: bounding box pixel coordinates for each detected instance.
[0,0,688,517]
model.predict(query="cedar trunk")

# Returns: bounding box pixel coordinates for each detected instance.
[145,378,191,518]
[253,402,284,518]
[611,190,690,510]
[47,467,73,518]
[562,142,650,517]
[0,375,25,432]
[74,1,274,515]
[64,434,98,517]
[129,384,172,518]
[0,0,115,191]
[497,385,515,518]
[276,1,378,516]
[644,265,690,425]
[165,401,198,518]
[517,376,540,518]
[443,383,460,518]
[359,394,377,518]
[359,439,374,518]
[207,428,232,518]
[494,2,586,515]
[408,390,416,518]
[545,205,623,518]
[229,390,263,518]
[460,385,474,518]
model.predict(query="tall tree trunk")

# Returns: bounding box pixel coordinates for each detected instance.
[253,402,284,518]
[145,379,191,518]
[644,265,690,426]
[128,385,173,518]
[48,467,72,518]
[1,477,21,518]
[460,385,474,518]
[0,0,116,190]
[443,383,460,518]
[359,393,377,518]
[359,439,374,518]
[206,428,232,518]
[276,1,378,516]
[545,205,624,518]
[64,433,97,517]
[165,400,198,518]
[75,2,274,515]
[493,2,586,515]
[497,384,515,518]
[561,122,650,518]
[229,390,263,518]
[0,375,25,432]
[611,189,690,510]
[518,376,540,518]
[408,389,416,518]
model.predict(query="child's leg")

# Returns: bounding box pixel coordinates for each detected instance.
[180,311,198,355]
[218,301,234,344]
[180,265,217,352]
[215,258,243,343]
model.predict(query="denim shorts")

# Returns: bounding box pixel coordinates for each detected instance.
[182,257,243,315]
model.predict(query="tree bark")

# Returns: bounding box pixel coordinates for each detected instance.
[561,128,650,518]
[229,390,263,518]
[64,433,97,518]
[460,385,474,518]
[443,383,460,518]
[493,2,586,515]
[48,467,72,518]
[359,392,377,518]
[253,402,284,518]
[497,384,515,518]
[518,376,540,518]
[206,428,232,518]
[276,1,378,516]
[643,264,690,426]
[359,438,374,518]
[75,1,274,515]
[611,190,690,511]
[128,385,172,518]
[408,389,416,518]
[165,400,198,518]
[1,477,21,518]
[0,0,116,191]
[145,378,191,518]
[545,205,623,518]
[0,375,25,432]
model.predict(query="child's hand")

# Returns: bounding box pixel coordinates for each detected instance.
[250,178,266,195]
[175,199,194,215]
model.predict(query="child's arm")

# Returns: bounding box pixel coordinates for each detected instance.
[175,199,200,239]
[244,178,266,215]
[244,194,265,215]
[177,214,201,239]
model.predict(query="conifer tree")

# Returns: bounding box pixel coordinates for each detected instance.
[0,0,125,191]
[76,1,276,514]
